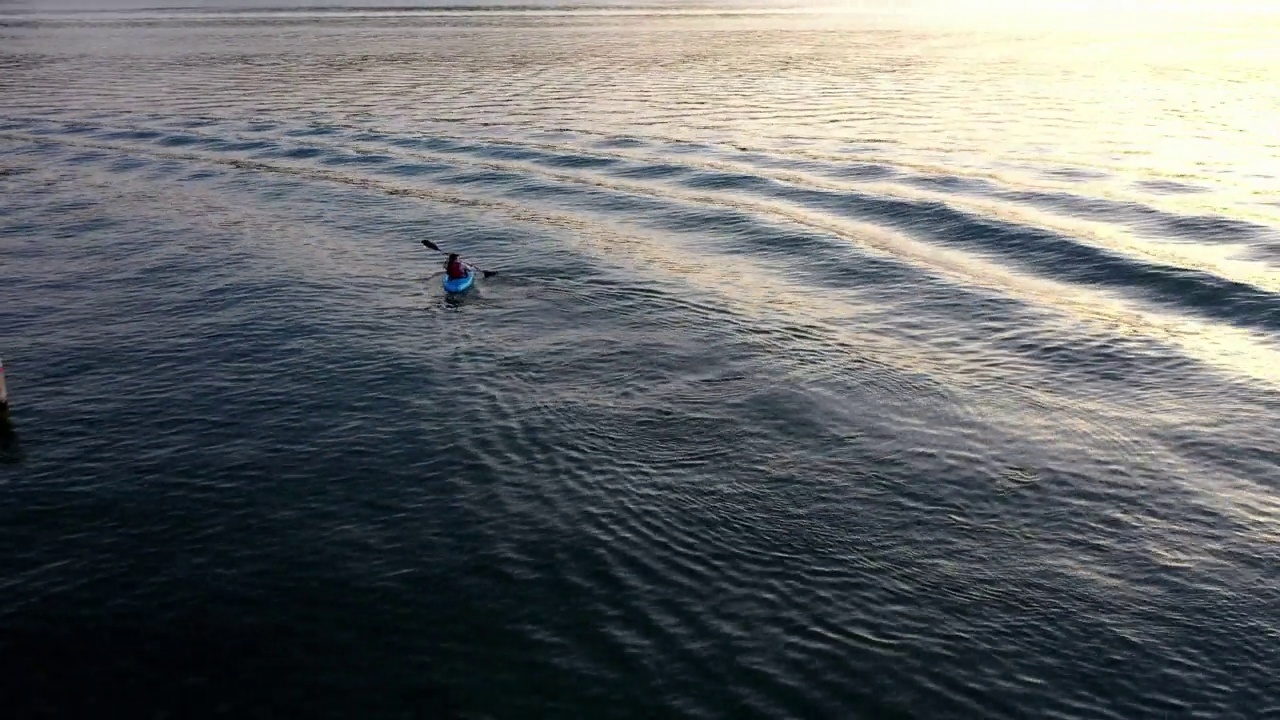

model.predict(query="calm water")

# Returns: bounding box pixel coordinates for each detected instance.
[2,3,1280,718]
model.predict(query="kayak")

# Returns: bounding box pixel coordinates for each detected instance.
[442,269,476,294]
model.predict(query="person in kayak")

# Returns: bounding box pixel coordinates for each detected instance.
[444,253,470,280]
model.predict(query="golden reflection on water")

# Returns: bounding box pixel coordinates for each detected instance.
[3,3,1277,395]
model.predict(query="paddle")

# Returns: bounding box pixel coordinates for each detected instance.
[421,240,498,278]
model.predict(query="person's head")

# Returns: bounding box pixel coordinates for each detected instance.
[448,253,459,263]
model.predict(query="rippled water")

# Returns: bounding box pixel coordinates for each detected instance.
[2,4,1279,718]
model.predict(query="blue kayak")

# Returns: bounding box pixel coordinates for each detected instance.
[442,269,476,294]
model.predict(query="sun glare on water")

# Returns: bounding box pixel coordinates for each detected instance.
[816,0,1280,27]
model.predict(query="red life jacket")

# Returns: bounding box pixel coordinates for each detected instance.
[446,260,468,279]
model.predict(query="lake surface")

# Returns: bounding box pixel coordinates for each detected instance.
[2,3,1279,718]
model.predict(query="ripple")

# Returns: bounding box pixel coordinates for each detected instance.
[3,7,1280,720]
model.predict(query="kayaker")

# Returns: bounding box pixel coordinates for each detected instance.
[444,253,469,280]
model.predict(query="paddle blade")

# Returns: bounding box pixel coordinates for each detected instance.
[481,270,499,279]
[421,240,442,253]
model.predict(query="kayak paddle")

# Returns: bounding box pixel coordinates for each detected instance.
[421,240,498,278]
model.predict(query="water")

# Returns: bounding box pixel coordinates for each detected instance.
[3,3,1280,718]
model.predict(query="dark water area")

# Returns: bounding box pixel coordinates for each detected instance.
[2,4,1280,718]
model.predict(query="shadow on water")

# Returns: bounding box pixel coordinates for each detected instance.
[0,405,20,464]
[444,289,477,310]
[0,606,469,720]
